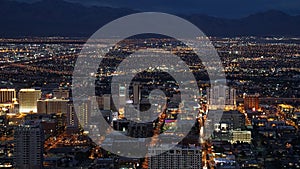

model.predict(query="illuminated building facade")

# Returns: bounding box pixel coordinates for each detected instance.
[37,98,69,114]
[67,102,78,127]
[207,85,236,110]
[118,84,126,118]
[0,89,16,103]
[230,130,252,144]
[73,99,91,127]
[148,145,202,169]
[19,89,41,113]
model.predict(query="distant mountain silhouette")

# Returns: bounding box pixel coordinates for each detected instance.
[1,0,300,37]
[183,10,300,37]
[0,0,137,37]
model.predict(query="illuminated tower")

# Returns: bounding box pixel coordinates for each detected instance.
[207,85,236,110]
[19,89,42,113]
[103,94,111,110]
[226,87,236,107]
[0,89,16,103]
[67,102,78,127]
[74,99,91,127]
[118,84,126,119]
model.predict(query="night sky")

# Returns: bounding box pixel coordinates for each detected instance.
[14,0,300,18]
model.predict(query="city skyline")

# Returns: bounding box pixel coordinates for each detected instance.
[0,35,298,168]
[0,1,299,168]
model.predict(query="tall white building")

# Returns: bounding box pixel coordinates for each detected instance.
[69,100,91,128]
[0,89,16,103]
[207,85,236,110]
[19,89,42,113]
[148,145,202,169]
[14,120,44,169]
[118,84,126,118]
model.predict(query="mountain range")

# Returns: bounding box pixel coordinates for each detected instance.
[1,0,300,37]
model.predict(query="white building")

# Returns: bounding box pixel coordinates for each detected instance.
[118,84,126,118]
[19,89,41,113]
[207,85,236,110]
[69,99,91,128]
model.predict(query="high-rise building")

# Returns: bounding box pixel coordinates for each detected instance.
[19,89,42,113]
[75,99,91,127]
[14,120,44,169]
[133,83,141,105]
[103,94,111,110]
[68,100,91,128]
[118,84,126,118]
[226,87,236,107]
[52,88,69,99]
[66,101,80,134]
[207,85,236,110]
[148,145,202,169]
[37,98,69,114]
[67,101,78,127]
[243,93,259,110]
[0,89,16,103]
[89,96,101,117]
